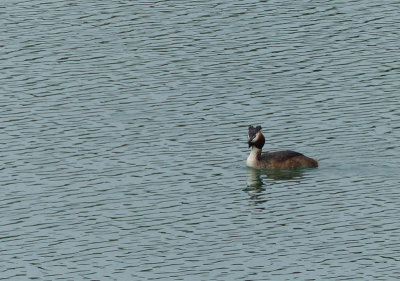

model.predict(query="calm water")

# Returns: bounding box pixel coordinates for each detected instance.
[1,1,400,280]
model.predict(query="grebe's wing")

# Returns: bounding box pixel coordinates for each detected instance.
[261,150,304,161]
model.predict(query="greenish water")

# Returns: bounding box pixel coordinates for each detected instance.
[1,1,400,280]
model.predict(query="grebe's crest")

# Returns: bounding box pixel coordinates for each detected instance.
[248,125,264,148]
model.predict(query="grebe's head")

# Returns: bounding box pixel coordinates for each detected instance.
[248,125,265,149]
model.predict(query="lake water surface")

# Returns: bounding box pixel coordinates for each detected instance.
[1,1,400,280]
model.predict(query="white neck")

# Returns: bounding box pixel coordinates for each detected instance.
[246,147,262,167]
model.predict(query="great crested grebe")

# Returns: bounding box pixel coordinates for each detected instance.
[246,125,318,169]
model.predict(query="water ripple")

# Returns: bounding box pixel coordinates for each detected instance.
[1,0,400,280]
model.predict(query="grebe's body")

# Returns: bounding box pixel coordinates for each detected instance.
[246,125,318,169]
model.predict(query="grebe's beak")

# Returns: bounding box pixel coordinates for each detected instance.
[248,139,252,148]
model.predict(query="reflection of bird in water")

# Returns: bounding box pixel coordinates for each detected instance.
[244,168,266,204]
[246,167,304,188]
[244,168,305,203]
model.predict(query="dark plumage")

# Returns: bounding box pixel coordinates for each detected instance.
[261,150,304,162]
[247,125,318,169]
